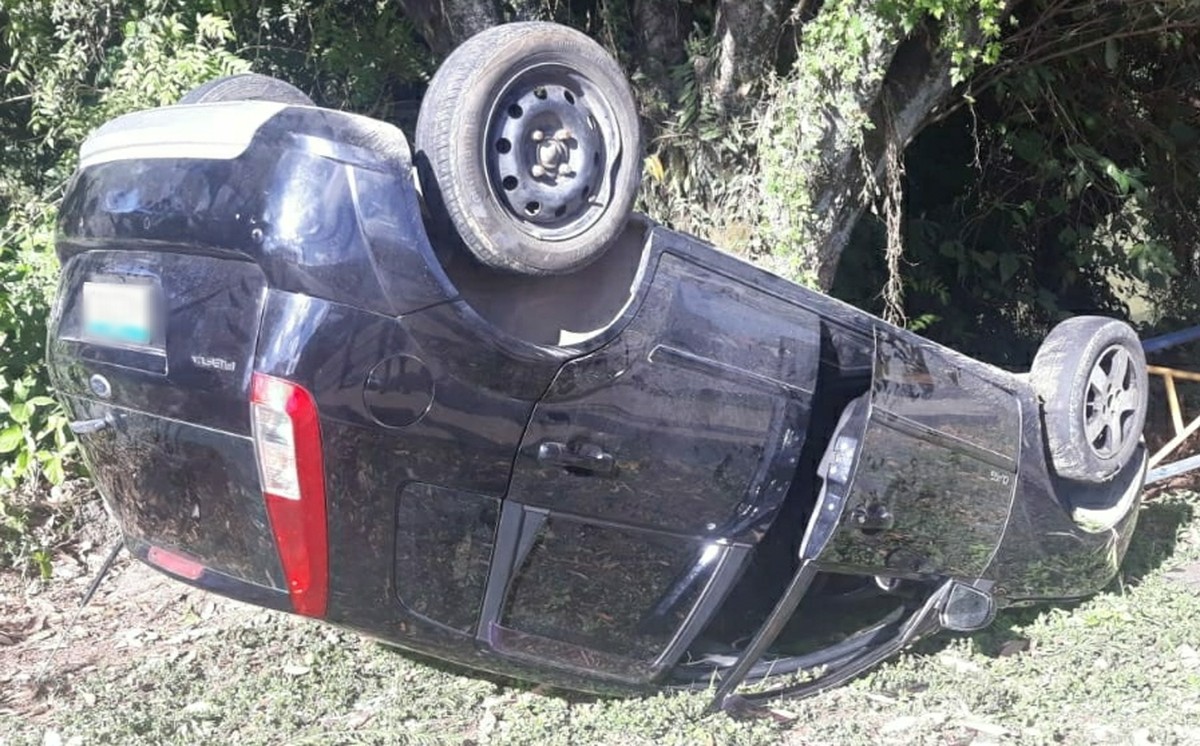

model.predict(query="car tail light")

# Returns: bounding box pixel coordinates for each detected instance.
[147,545,205,580]
[251,373,328,618]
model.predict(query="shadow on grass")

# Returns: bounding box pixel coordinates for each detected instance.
[1120,492,1195,584]
[371,642,615,704]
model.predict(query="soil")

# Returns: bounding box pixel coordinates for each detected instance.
[0,529,262,723]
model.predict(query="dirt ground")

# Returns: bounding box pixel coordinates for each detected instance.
[0,543,264,724]
[4,485,1200,745]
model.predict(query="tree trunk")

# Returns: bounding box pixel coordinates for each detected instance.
[812,32,956,288]
[398,0,502,59]
[711,0,790,115]
[757,1,1013,289]
[631,0,690,106]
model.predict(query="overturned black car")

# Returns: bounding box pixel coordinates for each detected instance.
[48,23,1149,710]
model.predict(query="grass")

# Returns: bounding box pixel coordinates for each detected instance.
[3,490,1200,745]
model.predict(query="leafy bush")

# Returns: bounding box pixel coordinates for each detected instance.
[0,2,251,572]
[833,1,1200,365]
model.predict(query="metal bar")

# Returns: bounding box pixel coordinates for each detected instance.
[81,540,126,607]
[1146,453,1200,485]
[734,582,951,707]
[1142,325,1200,354]
[706,560,818,712]
[1164,374,1185,435]
[1149,414,1200,468]
[1148,365,1200,384]
[37,539,127,686]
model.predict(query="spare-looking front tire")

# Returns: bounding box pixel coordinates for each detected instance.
[1030,316,1148,483]
[415,22,642,275]
[179,73,314,106]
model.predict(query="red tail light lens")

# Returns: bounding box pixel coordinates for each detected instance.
[147,545,205,580]
[251,373,328,618]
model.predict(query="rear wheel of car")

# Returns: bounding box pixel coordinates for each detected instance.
[178,73,313,106]
[415,22,642,276]
[1030,316,1148,483]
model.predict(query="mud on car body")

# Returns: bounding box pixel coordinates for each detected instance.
[48,23,1149,710]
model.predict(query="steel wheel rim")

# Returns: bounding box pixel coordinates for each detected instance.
[1083,345,1140,459]
[483,63,621,242]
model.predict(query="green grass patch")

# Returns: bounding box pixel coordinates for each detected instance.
[4,491,1200,745]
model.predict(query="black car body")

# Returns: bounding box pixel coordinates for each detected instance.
[47,99,1147,708]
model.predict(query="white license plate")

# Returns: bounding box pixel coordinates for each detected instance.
[82,281,154,346]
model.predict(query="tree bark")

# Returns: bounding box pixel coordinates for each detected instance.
[398,0,502,59]
[757,1,1017,290]
[631,0,690,105]
[813,31,956,288]
[712,0,790,115]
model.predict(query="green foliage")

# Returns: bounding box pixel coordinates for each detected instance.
[1,1,252,475]
[0,204,72,487]
[0,2,258,573]
[638,28,764,263]
[834,1,1200,364]
[5,1,250,169]
[878,0,1005,81]
[0,212,71,573]
[194,0,432,123]
[101,12,248,120]
[754,0,1007,286]
[755,0,896,284]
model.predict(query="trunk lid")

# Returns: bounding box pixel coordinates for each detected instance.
[48,248,284,589]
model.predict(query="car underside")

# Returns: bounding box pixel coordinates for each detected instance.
[47,24,1151,711]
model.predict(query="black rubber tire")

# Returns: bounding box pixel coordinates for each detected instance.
[1030,316,1148,483]
[415,22,642,275]
[179,73,313,106]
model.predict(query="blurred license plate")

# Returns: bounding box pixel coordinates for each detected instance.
[82,281,154,346]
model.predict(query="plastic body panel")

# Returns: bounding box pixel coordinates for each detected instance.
[47,100,1148,698]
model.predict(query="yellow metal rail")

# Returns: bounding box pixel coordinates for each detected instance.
[1148,364,1200,469]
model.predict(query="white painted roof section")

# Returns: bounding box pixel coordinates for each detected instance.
[79,102,289,169]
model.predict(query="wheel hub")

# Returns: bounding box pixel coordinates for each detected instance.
[485,68,616,235]
[531,129,575,178]
[1084,345,1139,459]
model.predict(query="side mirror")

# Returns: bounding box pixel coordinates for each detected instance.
[940,581,996,632]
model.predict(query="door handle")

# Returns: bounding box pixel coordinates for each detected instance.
[69,413,115,435]
[537,441,615,476]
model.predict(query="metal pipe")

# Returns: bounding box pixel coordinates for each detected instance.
[1142,325,1200,354]
[1146,453,1200,485]
[1148,365,1200,384]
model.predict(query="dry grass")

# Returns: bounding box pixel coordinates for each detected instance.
[1,489,1199,745]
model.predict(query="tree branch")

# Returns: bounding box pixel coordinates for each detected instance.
[930,17,1200,128]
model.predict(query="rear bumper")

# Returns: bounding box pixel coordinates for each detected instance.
[126,535,292,612]
[57,394,287,590]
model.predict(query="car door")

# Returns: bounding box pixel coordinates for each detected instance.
[488,248,822,677]
[801,330,1022,578]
